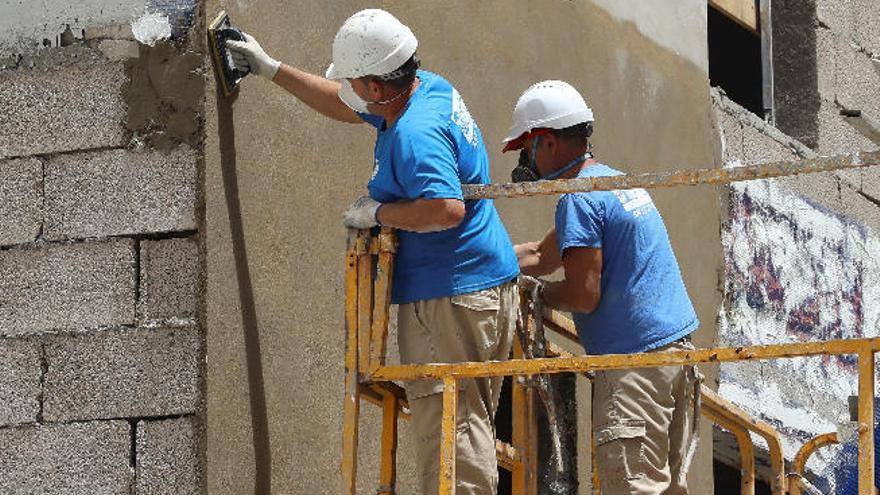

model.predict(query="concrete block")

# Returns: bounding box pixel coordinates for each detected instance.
[815,27,837,103]
[834,39,880,118]
[860,165,880,202]
[136,417,202,495]
[741,120,800,165]
[139,237,199,323]
[84,24,135,41]
[0,338,41,426]
[0,157,42,247]
[43,326,201,421]
[716,108,745,163]
[98,39,139,61]
[44,146,198,240]
[0,421,131,495]
[777,172,841,215]
[17,45,105,71]
[0,62,127,158]
[0,240,135,336]
[839,180,880,233]
[815,0,854,37]
[853,0,880,56]
[817,99,877,155]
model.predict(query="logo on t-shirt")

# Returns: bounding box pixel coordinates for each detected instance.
[613,189,655,217]
[451,89,478,147]
[370,158,379,181]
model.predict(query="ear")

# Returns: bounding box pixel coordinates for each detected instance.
[544,133,558,155]
[367,78,384,98]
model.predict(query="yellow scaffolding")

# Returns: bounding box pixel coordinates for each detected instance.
[342,151,880,495]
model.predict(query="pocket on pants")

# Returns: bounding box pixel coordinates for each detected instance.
[451,287,501,351]
[595,418,648,481]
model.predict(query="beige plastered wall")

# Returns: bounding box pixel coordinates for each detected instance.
[204,1,723,493]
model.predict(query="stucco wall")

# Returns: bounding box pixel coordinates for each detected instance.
[204,1,722,493]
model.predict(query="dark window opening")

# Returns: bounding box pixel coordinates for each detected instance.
[714,459,772,494]
[708,4,765,116]
[497,376,513,495]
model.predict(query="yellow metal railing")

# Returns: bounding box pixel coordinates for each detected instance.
[341,151,880,495]
[343,228,876,494]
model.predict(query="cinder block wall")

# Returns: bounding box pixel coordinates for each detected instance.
[0,7,205,495]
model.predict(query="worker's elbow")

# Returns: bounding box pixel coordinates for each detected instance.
[572,288,600,314]
[441,200,466,228]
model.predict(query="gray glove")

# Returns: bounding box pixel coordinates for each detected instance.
[225,33,281,80]
[343,196,382,229]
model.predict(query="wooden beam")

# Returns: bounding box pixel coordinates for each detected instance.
[709,0,758,32]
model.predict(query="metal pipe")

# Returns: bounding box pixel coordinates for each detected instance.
[368,228,396,373]
[789,432,839,495]
[759,0,775,123]
[377,393,399,495]
[356,231,373,373]
[702,387,786,494]
[341,237,361,495]
[858,349,875,494]
[371,338,880,381]
[461,151,880,200]
[703,407,756,495]
[439,377,458,495]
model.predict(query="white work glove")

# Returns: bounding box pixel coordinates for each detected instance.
[343,196,382,229]
[225,33,281,80]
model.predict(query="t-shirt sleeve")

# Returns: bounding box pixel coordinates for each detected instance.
[359,112,385,129]
[394,125,463,200]
[555,194,604,254]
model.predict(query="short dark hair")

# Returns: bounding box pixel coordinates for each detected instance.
[367,54,420,90]
[550,122,594,146]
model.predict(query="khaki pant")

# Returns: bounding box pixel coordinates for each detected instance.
[398,281,518,495]
[593,341,702,495]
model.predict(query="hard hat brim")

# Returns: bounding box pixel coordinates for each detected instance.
[325,63,342,80]
[502,135,526,153]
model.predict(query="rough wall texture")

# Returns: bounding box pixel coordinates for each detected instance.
[204,1,721,494]
[714,9,880,480]
[0,3,204,493]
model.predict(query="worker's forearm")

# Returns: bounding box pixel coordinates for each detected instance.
[272,64,362,124]
[542,280,598,314]
[376,199,464,233]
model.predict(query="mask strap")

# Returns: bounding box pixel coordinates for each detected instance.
[373,78,416,106]
[541,152,592,181]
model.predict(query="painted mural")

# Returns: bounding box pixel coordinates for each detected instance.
[719,177,880,490]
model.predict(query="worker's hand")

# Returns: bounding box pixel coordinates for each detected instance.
[225,33,281,80]
[343,196,382,229]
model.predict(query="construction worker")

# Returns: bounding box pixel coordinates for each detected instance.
[505,81,702,494]
[225,9,520,495]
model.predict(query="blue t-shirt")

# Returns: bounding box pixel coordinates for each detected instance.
[555,164,698,355]
[360,70,519,304]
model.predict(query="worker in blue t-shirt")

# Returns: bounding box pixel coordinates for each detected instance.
[504,81,702,494]
[226,10,519,495]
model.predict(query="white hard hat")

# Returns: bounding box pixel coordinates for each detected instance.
[502,80,594,152]
[325,9,418,80]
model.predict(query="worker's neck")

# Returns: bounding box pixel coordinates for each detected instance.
[552,148,595,180]
[375,78,420,127]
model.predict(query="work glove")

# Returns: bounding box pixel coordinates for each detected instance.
[343,196,382,229]
[225,33,281,80]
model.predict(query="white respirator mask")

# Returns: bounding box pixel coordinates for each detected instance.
[338,79,413,115]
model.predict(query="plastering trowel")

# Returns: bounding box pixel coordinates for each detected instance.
[208,10,250,96]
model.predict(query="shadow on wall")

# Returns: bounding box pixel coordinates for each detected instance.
[215,80,273,494]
